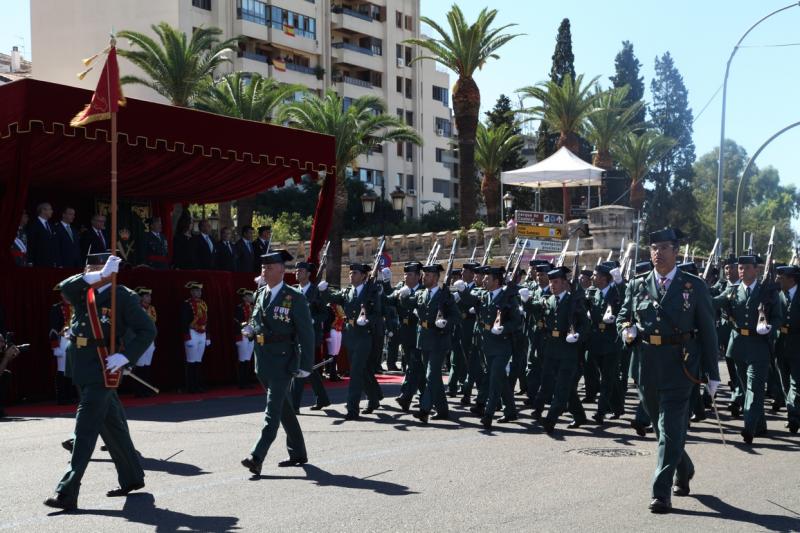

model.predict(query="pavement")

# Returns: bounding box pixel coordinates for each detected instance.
[1,363,799,532]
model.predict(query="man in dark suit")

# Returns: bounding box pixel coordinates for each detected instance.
[191,219,216,270]
[80,213,110,260]
[253,226,272,270]
[26,202,59,267]
[143,217,169,269]
[54,206,81,268]
[234,225,256,273]
[214,226,237,271]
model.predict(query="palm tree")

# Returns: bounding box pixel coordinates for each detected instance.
[276,90,422,283]
[475,123,523,225]
[195,72,306,229]
[518,74,602,153]
[612,130,675,212]
[583,85,644,170]
[117,23,239,107]
[404,6,521,227]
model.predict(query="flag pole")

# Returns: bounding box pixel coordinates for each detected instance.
[109,36,118,357]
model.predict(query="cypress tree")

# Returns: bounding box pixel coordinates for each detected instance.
[536,18,576,162]
[609,40,645,125]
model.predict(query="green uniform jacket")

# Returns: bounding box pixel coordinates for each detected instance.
[777,288,800,354]
[531,291,589,361]
[712,281,782,363]
[587,284,624,356]
[711,279,735,352]
[59,274,156,386]
[299,282,327,347]
[411,286,459,352]
[618,270,720,389]
[476,287,521,358]
[250,283,315,376]
[324,283,382,351]
[385,282,422,346]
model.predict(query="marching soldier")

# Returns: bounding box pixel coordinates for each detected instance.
[629,260,654,437]
[522,261,553,408]
[712,255,782,444]
[776,264,800,433]
[618,227,720,514]
[234,288,256,389]
[143,217,169,269]
[240,250,314,475]
[50,285,74,405]
[44,254,156,510]
[447,268,466,397]
[319,263,383,420]
[133,287,157,398]
[452,262,484,407]
[181,281,210,393]
[713,255,740,398]
[290,261,332,412]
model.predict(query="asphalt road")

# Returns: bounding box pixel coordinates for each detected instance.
[2,364,799,532]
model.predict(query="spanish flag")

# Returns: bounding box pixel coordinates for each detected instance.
[70,45,126,127]
[283,24,295,36]
[272,58,286,72]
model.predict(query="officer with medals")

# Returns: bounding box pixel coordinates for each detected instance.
[181,282,210,393]
[133,287,157,397]
[240,250,314,475]
[712,255,782,444]
[617,227,720,514]
[44,253,156,510]
[452,262,483,407]
[319,263,383,420]
[776,264,800,433]
[234,288,256,389]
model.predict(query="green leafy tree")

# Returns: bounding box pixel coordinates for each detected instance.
[404,5,522,227]
[584,86,643,170]
[612,130,675,213]
[476,123,523,225]
[609,41,646,125]
[277,90,421,283]
[484,94,527,171]
[117,23,239,107]
[535,18,576,161]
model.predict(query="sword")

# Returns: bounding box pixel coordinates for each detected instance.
[123,368,160,394]
[706,382,726,446]
[312,356,336,371]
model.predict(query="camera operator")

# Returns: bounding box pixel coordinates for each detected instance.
[0,333,23,418]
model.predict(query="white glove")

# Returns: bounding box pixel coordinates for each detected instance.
[241,325,255,338]
[756,323,772,335]
[293,369,311,378]
[566,332,580,343]
[586,310,592,320]
[397,285,412,298]
[381,267,392,282]
[706,379,720,397]
[469,307,476,315]
[602,307,615,324]
[356,316,369,326]
[387,331,393,338]
[610,267,623,284]
[435,318,447,329]
[53,348,65,357]
[453,280,466,292]
[100,255,122,278]
[491,325,504,335]
[254,275,266,287]
[317,280,329,291]
[205,339,212,346]
[105,353,129,372]
[412,308,419,318]
[623,327,637,342]
[519,287,531,302]
[453,292,461,303]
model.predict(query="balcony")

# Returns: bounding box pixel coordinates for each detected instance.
[331,6,381,36]
[332,41,374,56]
[286,63,316,76]
[332,6,373,21]
[331,42,382,72]
[335,75,372,88]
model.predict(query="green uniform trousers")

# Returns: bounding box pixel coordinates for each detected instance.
[290,369,330,410]
[536,356,586,424]
[57,384,144,497]
[447,332,466,395]
[734,356,769,435]
[484,352,514,418]
[251,363,307,462]
[592,350,622,418]
[779,351,800,426]
[421,349,448,414]
[346,342,382,414]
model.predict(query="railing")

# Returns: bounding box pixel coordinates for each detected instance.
[332,5,373,22]
[241,51,269,63]
[285,63,316,75]
[331,41,374,56]
[334,75,373,88]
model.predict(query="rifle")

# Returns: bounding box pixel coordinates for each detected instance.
[481,237,495,266]
[570,238,582,293]
[429,241,442,266]
[369,235,386,283]
[317,239,331,282]
[619,237,626,261]
[504,238,521,274]
[555,239,570,268]
[757,226,777,341]
[443,239,458,287]
[468,245,478,263]
[702,239,720,282]
[791,245,799,267]
[682,243,690,263]
[505,239,528,285]
[747,232,754,255]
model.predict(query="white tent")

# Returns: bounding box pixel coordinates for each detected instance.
[501,146,604,187]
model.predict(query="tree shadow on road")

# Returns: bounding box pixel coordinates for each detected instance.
[301,464,417,496]
[51,492,240,532]
[671,494,800,531]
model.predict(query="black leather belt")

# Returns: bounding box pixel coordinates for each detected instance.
[641,331,695,346]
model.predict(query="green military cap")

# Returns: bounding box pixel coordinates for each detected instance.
[185,281,203,289]
[595,264,613,276]
[85,252,111,266]
[261,249,293,264]
[451,268,463,276]
[349,263,370,273]
[485,266,505,277]
[547,266,570,280]
[722,254,738,266]
[295,260,316,271]
[580,269,593,277]
[737,255,758,265]
[535,262,554,273]
[678,262,699,276]
[236,287,254,297]
[776,265,800,278]
[601,260,620,269]
[422,264,444,273]
[135,287,152,295]
[635,261,653,276]
[461,261,481,271]
[649,227,684,244]
[403,261,423,273]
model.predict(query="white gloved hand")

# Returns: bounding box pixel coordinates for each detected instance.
[623,327,637,342]
[356,316,369,326]
[387,331,393,338]
[53,348,65,357]
[293,369,311,378]
[491,325,504,335]
[454,292,461,303]
[756,323,772,335]
[398,285,411,298]
[519,287,531,302]
[105,353,129,372]
[241,325,255,338]
[317,280,329,292]
[205,339,212,346]
[566,332,580,343]
[602,307,616,324]
[610,267,623,284]
[412,308,419,317]
[706,379,720,397]
[100,255,122,278]
[381,267,392,282]
[435,318,447,329]
[586,310,592,320]
[453,280,466,292]
[469,307,476,315]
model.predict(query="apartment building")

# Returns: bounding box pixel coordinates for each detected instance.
[31,0,457,218]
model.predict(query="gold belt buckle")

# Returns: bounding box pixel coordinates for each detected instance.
[537,321,544,328]
[256,334,264,345]
[484,324,491,331]
[740,328,749,336]
[552,331,560,338]
[599,324,606,331]
[348,319,355,327]
[76,336,88,348]
[421,321,428,329]
[462,313,468,319]
[403,318,409,325]
[650,335,662,346]
[781,326,789,334]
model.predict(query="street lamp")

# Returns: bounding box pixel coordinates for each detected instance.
[390,186,407,213]
[360,189,378,215]
[502,191,514,221]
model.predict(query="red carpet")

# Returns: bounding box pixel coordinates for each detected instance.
[4,374,405,418]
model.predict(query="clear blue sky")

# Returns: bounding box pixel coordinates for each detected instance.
[3,0,799,191]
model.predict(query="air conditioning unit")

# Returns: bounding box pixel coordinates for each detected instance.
[407,188,416,196]
[396,57,404,67]
[436,129,444,137]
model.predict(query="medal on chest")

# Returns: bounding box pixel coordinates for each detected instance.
[273,294,292,322]
[100,307,111,325]
[682,282,693,312]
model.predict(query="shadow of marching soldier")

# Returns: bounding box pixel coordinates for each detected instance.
[301,464,417,496]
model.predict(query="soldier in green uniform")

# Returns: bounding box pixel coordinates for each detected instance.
[522,261,553,408]
[319,263,383,420]
[452,262,483,406]
[44,253,156,511]
[617,228,720,514]
[446,268,465,397]
[713,255,782,443]
[240,250,315,475]
[629,260,654,437]
[776,264,800,433]
[712,255,739,398]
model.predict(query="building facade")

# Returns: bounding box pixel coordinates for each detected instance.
[31,0,457,218]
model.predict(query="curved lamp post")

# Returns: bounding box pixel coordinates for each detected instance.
[734,120,800,255]
[715,2,800,257]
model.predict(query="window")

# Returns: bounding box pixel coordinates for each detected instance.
[263,5,316,39]
[397,173,404,187]
[405,142,414,162]
[404,46,413,65]
[396,44,403,59]
[396,142,403,157]
[406,175,416,192]
[405,78,412,99]
[396,76,403,93]
[343,97,354,111]
[357,167,383,185]
[405,111,413,127]
[404,15,413,30]
[435,117,452,137]
[193,0,211,9]
[395,11,403,28]
[406,206,414,219]
[433,178,451,198]
[432,85,449,106]
[453,183,459,198]
[435,148,444,163]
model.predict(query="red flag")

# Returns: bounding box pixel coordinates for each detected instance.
[70,47,126,127]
